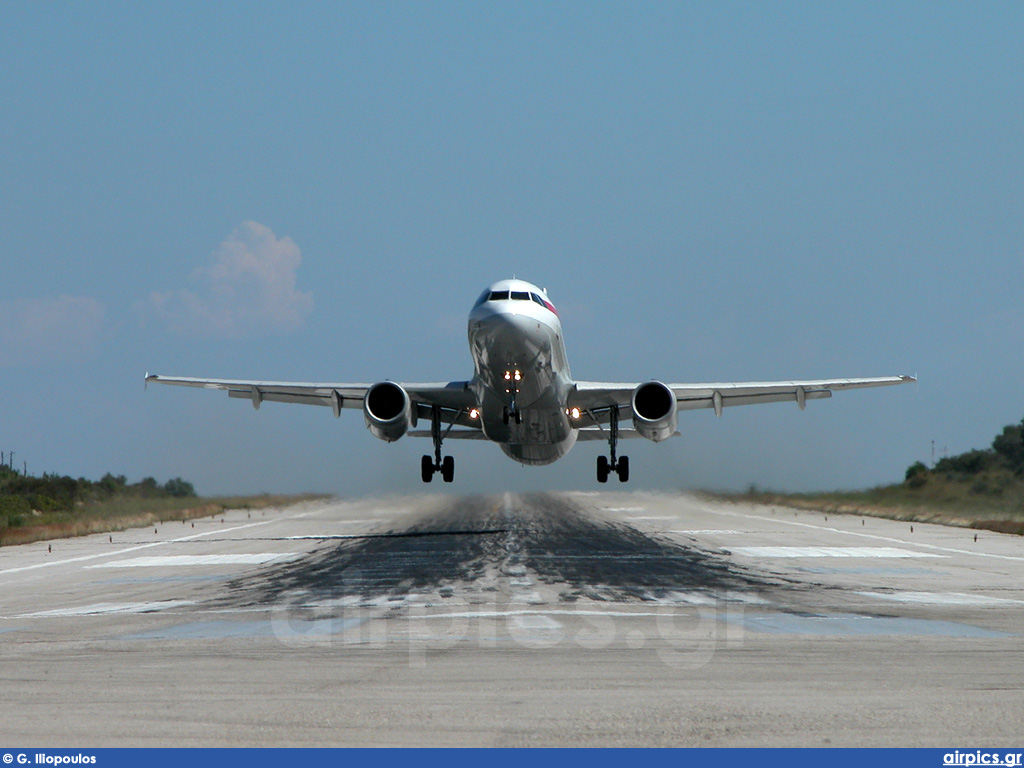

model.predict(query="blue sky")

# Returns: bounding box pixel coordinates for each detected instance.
[1,2,1021,496]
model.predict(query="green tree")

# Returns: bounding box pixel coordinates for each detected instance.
[163,478,196,498]
[904,461,929,488]
[991,417,1024,474]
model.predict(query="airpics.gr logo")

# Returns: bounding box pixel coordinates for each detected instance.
[944,753,1023,767]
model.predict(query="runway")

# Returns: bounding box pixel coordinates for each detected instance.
[0,491,1021,746]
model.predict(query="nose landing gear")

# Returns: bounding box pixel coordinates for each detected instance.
[502,369,523,425]
[596,404,629,483]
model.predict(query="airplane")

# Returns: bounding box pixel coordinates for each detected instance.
[146,278,914,484]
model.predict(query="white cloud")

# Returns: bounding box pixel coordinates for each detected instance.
[0,294,106,366]
[145,221,314,337]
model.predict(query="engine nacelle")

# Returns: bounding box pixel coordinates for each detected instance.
[631,380,678,442]
[363,382,415,442]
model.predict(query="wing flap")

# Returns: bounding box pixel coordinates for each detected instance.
[570,375,914,420]
[146,374,475,414]
[677,388,832,411]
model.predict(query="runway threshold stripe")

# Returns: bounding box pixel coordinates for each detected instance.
[693,501,1024,562]
[730,546,941,559]
[857,591,1024,605]
[85,554,299,569]
[0,513,315,577]
[672,530,742,535]
[19,600,195,618]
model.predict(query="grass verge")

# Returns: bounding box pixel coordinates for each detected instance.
[0,493,330,547]
[703,477,1024,536]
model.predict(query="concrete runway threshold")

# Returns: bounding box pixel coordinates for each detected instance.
[0,492,1021,746]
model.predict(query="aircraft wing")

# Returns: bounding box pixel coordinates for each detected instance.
[144,374,477,424]
[568,375,915,423]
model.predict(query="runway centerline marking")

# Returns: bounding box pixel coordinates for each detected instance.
[693,501,1024,562]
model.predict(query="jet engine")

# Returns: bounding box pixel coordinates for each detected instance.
[631,380,678,442]
[363,382,415,442]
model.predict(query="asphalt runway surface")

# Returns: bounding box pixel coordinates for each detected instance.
[1,491,1022,746]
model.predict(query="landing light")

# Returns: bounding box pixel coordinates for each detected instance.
[570,407,581,420]
[469,409,479,419]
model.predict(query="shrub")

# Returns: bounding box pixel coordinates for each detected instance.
[992,418,1024,474]
[904,461,929,488]
[935,449,1000,477]
[163,478,196,498]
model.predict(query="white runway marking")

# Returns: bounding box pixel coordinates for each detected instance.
[86,553,299,569]
[731,546,941,559]
[644,591,769,605]
[511,615,562,630]
[858,591,1024,606]
[603,507,646,512]
[672,530,742,535]
[694,500,1024,562]
[512,591,544,604]
[20,600,194,617]
[0,513,315,577]
[408,609,707,620]
[627,515,677,521]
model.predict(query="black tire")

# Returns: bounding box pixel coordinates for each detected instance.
[617,455,629,483]
[502,407,509,425]
[441,455,455,483]
[421,455,434,483]
[597,455,609,483]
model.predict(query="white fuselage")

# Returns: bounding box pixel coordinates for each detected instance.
[467,279,577,465]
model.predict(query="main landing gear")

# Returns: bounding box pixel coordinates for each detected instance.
[597,404,629,483]
[421,406,455,483]
[421,454,454,483]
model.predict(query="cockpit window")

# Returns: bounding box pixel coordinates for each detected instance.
[488,290,510,301]
[530,293,545,306]
[510,291,530,301]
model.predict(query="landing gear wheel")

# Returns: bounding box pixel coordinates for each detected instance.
[502,407,509,425]
[617,455,629,483]
[421,455,434,483]
[441,455,455,483]
[597,455,609,483]
[514,410,522,424]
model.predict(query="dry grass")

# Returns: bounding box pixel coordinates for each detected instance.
[704,475,1024,536]
[0,493,329,547]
